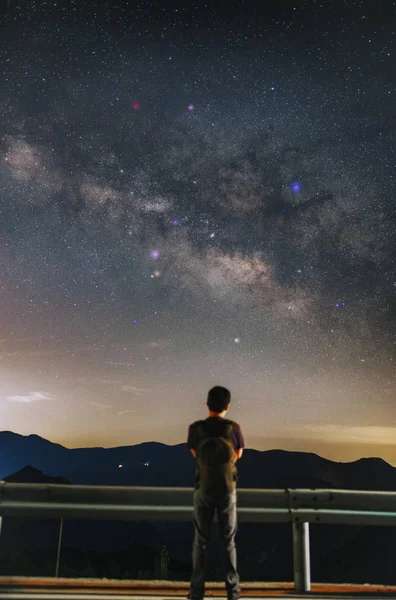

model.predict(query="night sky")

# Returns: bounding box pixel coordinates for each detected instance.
[1,0,395,463]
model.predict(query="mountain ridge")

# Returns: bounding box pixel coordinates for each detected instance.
[0,430,390,465]
[1,430,395,490]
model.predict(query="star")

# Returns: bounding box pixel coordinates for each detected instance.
[290,182,302,193]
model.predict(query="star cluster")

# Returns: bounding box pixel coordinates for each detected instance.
[0,0,395,462]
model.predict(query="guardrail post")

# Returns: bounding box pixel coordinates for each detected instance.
[55,518,64,578]
[292,521,311,592]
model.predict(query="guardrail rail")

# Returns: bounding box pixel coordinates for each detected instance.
[2,483,396,592]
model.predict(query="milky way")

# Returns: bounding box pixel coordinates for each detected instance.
[0,0,395,463]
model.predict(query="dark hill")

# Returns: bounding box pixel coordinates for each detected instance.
[4,465,70,484]
[1,430,395,490]
[0,466,71,555]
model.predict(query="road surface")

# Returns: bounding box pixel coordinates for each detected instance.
[1,578,396,598]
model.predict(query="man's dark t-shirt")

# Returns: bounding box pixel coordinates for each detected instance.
[187,417,245,489]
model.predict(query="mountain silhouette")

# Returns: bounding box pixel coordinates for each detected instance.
[1,430,395,490]
[4,464,70,484]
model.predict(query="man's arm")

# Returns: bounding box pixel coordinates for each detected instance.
[187,423,198,458]
[234,423,245,461]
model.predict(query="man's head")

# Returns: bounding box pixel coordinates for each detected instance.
[207,386,231,415]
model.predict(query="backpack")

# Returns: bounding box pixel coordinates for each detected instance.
[196,420,237,495]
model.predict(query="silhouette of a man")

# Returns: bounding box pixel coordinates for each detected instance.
[187,386,245,600]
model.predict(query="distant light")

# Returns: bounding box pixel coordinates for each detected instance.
[209,233,215,239]
[234,337,241,344]
[118,464,123,468]
[290,182,302,193]
[187,104,195,112]
[132,101,141,111]
[150,249,160,260]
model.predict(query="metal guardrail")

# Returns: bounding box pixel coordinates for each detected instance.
[1,483,396,593]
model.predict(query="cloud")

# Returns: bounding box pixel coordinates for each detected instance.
[145,339,171,350]
[120,385,151,394]
[284,424,396,447]
[2,101,394,351]
[215,160,264,214]
[167,240,312,320]
[3,136,61,193]
[80,378,151,396]
[5,391,54,403]
[139,197,172,213]
[80,181,121,204]
[89,401,113,411]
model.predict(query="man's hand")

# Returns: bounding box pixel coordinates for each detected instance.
[234,448,244,461]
